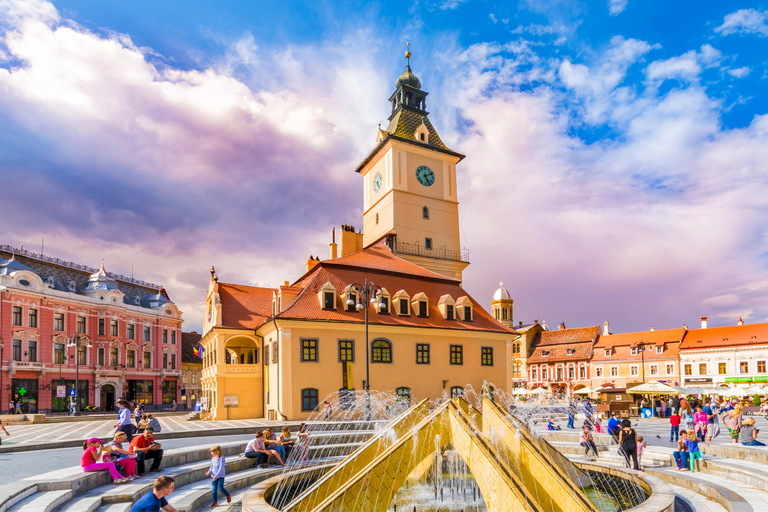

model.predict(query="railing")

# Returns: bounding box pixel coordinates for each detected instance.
[392,241,469,263]
[0,244,161,289]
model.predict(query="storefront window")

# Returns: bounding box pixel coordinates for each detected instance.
[128,380,154,405]
[162,381,177,404]
[12,379,39,413]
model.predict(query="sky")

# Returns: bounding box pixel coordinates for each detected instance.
[1,0,768,333]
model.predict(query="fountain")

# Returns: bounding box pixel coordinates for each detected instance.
[242,387,674,512]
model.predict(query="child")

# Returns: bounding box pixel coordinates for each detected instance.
[279,426,295,462]
[206,445,231,507]
[580,426,599,458]
[636,436,647,470]
[673,430,690,470]
[670,411,681,442]
[693,405,708,440]
[685,429,702,471]
[81,437,127,484]
[594,416,602,434]
[547,418,561,431]
[295,423,310,462]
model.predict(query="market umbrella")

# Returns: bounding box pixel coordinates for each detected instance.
[574,387,594,394]
[513,388,528,396]
[626,381,680,395]
[745,385,766,395]
[725,387,748,397]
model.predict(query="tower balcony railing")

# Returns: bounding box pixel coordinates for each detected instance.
[392,241,469,263]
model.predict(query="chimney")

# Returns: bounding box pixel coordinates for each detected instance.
[738,316,744,326]
[329,228,338,259]
[305,256,320,273]
[559,322,566,330]
[519,321,523,327]
[603,321,609,335]
[339,224,363,257]
[701,316,708,329]
[650,326,655,331]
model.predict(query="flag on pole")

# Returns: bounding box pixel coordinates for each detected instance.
[195,342,206,359]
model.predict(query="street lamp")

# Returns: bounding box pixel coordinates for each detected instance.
[632,341,652,384]
[67,334,92,416]
[346,279,384,421]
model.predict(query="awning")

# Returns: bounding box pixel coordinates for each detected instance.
[573,387,594,394]
[626,381,680,395]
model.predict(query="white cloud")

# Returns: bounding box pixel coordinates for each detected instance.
[645,51,701,83]
[715,8,768,37]
[608,0,628,16]
[727,66,751,78]
[489,13,497,24]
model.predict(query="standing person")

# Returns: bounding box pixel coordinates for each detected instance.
[8,400,14,415]
[584,398,595,423]
[130,476,178,512]
[206,445,231,507]
[661,399,667,418]
[81,438,128,484]
[567,406,575,429]
[295,423,310,462]
[103,432,138,481]
[323,401,332,420]
[618,419,640,471]
[15,400,21,414]
[607,411,622,443]
[114,399,136,442]
[594,416,603,433]
[636,436,647,470]
[686,429,703,471]
[739,417,765,446]
[580,426,599,458]
[279,426,295,461]
[654,398,662,418]
[682,402,695,432]
[693,405,708,440]
[171,400,177,412]
[68,400,76,416]
[670,410,681,442]
[134,404,143,427]
[0,417,10,446]
[724,404,743,444]
[129,428,164,475]
[673,431,690,471]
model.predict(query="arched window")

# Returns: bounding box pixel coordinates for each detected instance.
[396,387,411,408]
[372,339,392,363]
[240,353,245,364]
[450,386,463,399]
[422,206,429,219]
[247,351,254,364]
[301,388,319,412]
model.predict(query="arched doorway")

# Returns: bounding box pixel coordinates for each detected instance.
[100,384,116,412]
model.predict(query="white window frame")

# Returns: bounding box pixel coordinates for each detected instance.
[630,347,638,355]
[610,366,618,377]
[630,365,639,376]
[649,364,658,375]
[656,346,663,354]
[595,366,603,377]
[604,349,611,357]
[666,363,674,375]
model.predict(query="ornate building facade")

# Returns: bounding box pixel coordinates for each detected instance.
[0,246,182,413]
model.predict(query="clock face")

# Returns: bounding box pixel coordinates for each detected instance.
[415,166,435,187]
[373,172,383,193]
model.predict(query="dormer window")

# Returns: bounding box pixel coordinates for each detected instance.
[656,346,663,354]
[400,299,409,315]
[419,301,428,317]
[347,293,358,312]
[324,292,335,309]
[604,349,612,357]
[44,276,55,288]
[541,350,550,357]
[67,281,77,292]
[393,290,411,316]
[411,293,429,318]
[566,349,575,355]
[437,294,455,320]
[630,347,638,355]
[133,296,141,305]
[376,288,390,314]
[446,305,454,320]
[415,122,429,144]
[456,296,473,322]
[317,282,337,311]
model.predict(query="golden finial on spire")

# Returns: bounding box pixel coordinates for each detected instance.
[405,42,411,62]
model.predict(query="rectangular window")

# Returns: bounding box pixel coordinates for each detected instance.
[162,381,177,404]
[171,331,176,345]
[630,347,638,355]
[12,306,22,326]
[77,316,86,333]
[400,300,409,315]
[656,346,663,354]
[450,345,463,365]
[604,349,611,357]
[650,364,658,375]
[143,351,151,369]
[446,305,454,320]
[110,347,118,366]
[54,313,65,331]
[481,347,493,366]
[143,326,150,341]
[379,297,389,314]
[54,343,65,364]
[531,368,538,380]
[759,361,767,373]
[28,308,37,328]
[163,353,168,369]
[301,388,319,412]
[163,329,168,343]
[568,367,574,380]
[111,320,118,336]
[740,361,749,374]
[611,366,618,377]
[718,362,726,374]
[699,363,707,375]
[419,301,428,317]
[98,348,105,366]
[324,292,335,310]
[127,350,135,368]
[301,338,318,362]
[541,368,548,380]
[464,306,472,321]
[127,324,135,340]
[28,341,37,362]
[595,367,603,377]
[416,343,430,364]
[339,340,354,362]
[425,237,432,250]
[98,318,105,336]
[579,366,586,379]
[666,364,675,375]
[12,339,21,361]
[684,364,692,375]
[78,345,86,365]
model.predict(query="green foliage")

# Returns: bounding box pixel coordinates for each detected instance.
[753,394,762,406]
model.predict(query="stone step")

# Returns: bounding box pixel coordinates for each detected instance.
[696,457,768,492]
[663,480,729,512]
[7,491,73,512]
[0,483,38,512]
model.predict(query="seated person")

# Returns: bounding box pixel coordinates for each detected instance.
[129,427,164,475]
[547,419,561,431]
[265,428,286,462]
[579,426,598,457]
[673,430,690,471]
[244,431,284,466]
[138,414,162,433]
[740,417,766,446]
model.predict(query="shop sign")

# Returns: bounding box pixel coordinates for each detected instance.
[725,376,753,382]
[686,378,713,383]
[223,394,238,406]
[56,386,66,398]
[754,376,768,382]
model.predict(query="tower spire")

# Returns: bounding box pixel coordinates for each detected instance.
[405,42,411,66]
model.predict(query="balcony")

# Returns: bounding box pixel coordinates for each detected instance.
[392,241,469,263]
[161,368,181,378]
[8,360,45,376]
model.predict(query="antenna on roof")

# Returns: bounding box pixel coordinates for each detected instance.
[41,237,44,257]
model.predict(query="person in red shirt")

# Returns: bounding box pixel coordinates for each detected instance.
[670,411,681,442]
[129,428,164,475]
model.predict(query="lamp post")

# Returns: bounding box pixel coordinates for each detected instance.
[67,334,92,416]
[632,341,652,384]
[346,279,384,421]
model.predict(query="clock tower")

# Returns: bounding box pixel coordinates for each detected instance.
[356,46,469,281]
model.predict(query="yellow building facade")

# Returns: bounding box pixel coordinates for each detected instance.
[200,53,520,421]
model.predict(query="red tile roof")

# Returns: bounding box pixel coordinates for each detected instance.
[181,331,203,364]
[591,328,684,361]
[537,326,600,346]
[217,283,275,329]
[526,326,599,364]
[679,323,768,350]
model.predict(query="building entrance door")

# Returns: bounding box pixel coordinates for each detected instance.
[100,385,116,412]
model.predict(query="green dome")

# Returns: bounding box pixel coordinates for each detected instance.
[396,65,421,90]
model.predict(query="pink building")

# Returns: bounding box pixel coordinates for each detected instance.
[526,324,599,396]
[0,245,183,414]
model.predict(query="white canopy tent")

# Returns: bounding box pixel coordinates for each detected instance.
[626,381,680,395]
[573,387,594,395]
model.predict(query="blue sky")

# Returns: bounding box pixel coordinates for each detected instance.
[1,0,768,332]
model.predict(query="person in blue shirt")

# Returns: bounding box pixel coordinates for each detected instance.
[113,399,136,442]
[547,418,561,431]
[685,429,703,471]
[131,476,178,512]
[607,411,622,442]
[206,445,231,507]
[583,398,595,422]
[567,406,575,429]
